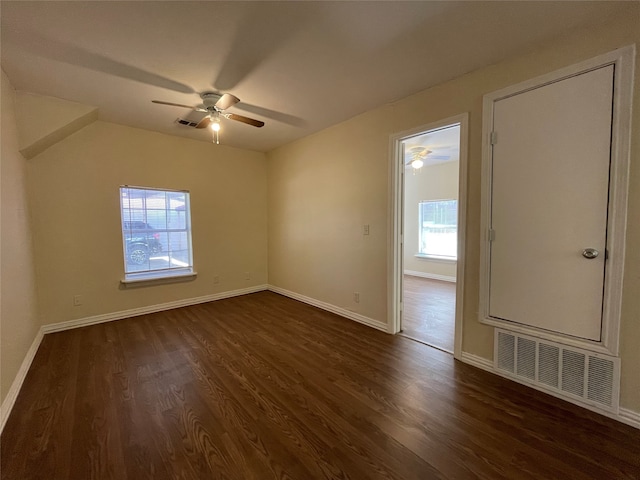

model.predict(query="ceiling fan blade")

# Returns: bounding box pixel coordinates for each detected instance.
[226,113,264,128]
[196,116,211,129]
[215,93,240,111]
[152,100,196,109]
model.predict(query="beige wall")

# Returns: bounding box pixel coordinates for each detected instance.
[268,111,390,320]
[1,70,40,404]
[15,92,97,154]
[268,12,640,412]
[403,161,459,278]
[28,121,268,325]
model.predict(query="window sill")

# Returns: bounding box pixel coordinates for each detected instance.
[120,270,197,288]
[414,254,457,264]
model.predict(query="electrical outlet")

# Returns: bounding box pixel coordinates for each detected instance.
[354,292,360,303]
[363,224,370,235]
[244,271,251,280]
[73,295,82,306]
[213,275,220,284]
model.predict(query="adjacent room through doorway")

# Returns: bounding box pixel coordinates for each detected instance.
[400,124,460,353]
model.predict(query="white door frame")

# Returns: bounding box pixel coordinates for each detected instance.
[388,113,469,360]
[478,46,635,356]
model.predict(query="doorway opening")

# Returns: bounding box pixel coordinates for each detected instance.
[389,114,468,358]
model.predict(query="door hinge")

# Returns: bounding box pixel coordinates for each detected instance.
[488,229,496,241]
[490,131,498,145]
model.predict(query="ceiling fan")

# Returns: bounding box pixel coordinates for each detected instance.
[152,92,264,144]
[405,145,453,170]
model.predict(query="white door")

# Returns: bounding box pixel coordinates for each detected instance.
[489,65,614,341]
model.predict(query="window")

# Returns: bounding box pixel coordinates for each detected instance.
[419,199,457,259]
[120,186,194,281]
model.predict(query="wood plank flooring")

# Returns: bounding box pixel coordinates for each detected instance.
[402,276,455,352]
[2,291,638,479]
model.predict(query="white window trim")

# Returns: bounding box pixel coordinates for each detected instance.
[413,253,457,264]
[120,270,197,287]
[120,185,195,284]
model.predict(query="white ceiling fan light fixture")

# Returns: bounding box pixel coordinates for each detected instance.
[211,124,220,145]
[406,146,430,173]
[209,110,221,144]
[213,115,222,144]
[404,141,457,173]
[210,114,221,132]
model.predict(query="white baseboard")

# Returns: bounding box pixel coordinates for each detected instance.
[404,270,456,283]
[42,285,268,334]
[619,408,640,429]
[268,285,388,333]
[458,351,639,430]
[1,328,44,434]
[459,351,494,371]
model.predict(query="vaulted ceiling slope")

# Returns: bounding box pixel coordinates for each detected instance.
[1,1,633,152]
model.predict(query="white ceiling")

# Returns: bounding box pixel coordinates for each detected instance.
[1,1,631,152]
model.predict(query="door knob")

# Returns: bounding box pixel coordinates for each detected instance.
[582,248,599,259]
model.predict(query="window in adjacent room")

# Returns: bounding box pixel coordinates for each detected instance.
[418,199,457,260]
[120,186,194,282]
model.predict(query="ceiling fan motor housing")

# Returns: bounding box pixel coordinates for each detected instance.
[201,92,222,109]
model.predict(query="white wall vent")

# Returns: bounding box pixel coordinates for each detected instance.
[494,329,620,413]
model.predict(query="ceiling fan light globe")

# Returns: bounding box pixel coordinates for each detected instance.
[411,159,424,169]
[211,122,221,132]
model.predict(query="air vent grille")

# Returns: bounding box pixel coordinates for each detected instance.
[538,343,559,389]
[516,337,536,380]
[561,350,586,397]
[587,356,614,406]
[497,332,515,373]
[494,329,619,413]
[176,118,198,127]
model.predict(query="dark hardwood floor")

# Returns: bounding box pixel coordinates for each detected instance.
[402,276,455,352]
[2,291,638,479]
